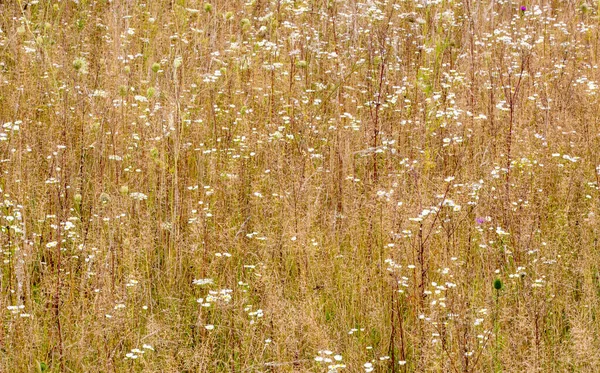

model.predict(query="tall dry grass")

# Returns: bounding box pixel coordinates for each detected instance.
[1,0,600,372]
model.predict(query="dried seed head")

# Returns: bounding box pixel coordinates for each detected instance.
[99,192,111,204]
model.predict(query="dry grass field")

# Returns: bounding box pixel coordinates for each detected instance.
[1,0,600,371]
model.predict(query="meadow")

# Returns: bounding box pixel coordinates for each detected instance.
[1,0,600,371]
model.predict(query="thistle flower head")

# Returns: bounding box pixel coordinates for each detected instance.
[493,278,503,290]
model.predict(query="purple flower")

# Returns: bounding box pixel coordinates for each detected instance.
[520,5,527,11]
[476,217,485,225]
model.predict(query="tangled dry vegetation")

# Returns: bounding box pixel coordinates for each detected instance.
[1,0,600,371]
